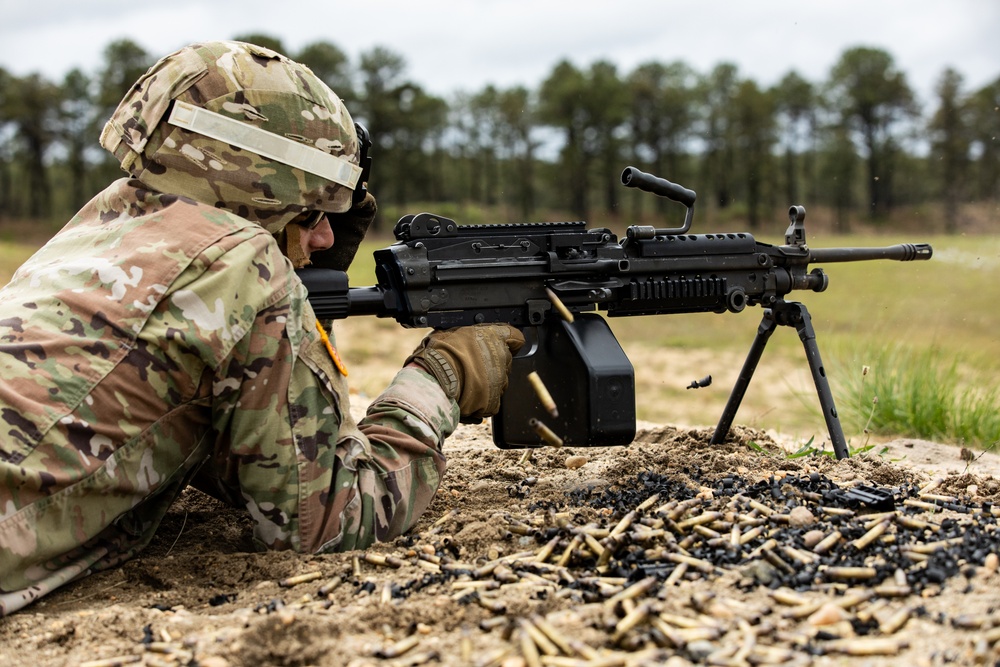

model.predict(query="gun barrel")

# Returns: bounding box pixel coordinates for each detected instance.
[809,243,933,263]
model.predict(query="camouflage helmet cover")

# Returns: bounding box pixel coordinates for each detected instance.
[100,40,360,233]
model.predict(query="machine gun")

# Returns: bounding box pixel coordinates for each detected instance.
[299,167,932,459]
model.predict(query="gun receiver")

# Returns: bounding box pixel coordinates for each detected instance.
[299,167,932,458]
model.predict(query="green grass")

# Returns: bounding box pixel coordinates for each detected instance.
[0,243,37,285]
[832,343,1000,449]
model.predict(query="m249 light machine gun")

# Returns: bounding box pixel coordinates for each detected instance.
[299,167,932,459]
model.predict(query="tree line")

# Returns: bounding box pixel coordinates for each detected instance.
[1,34,997,235]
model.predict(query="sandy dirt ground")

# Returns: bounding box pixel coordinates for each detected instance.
[1,335,999,667]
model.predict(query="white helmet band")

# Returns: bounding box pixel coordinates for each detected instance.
[168,101,362,189]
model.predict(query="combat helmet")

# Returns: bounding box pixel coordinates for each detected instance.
[100,40,367,234]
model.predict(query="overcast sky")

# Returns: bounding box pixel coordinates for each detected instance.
[1,0,997,108]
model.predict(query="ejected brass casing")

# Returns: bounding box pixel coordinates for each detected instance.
[545,287,575,323]
[527,371,559,418]
[530,418,564,447]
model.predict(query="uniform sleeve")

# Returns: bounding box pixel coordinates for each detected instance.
[202,237,459,553]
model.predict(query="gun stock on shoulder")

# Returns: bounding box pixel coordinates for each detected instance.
[298,167,932,459]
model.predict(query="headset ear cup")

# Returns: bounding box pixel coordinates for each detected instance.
[353,123,373,206]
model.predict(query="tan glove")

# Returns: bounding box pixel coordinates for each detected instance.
[406,324,525,420]
[309,192,378,271]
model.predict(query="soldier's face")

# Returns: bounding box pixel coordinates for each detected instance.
[298,216,335,256]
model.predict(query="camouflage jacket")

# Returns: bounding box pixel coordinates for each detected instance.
[0,179,459,615]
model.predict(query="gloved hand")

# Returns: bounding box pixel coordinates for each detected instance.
[308,192,377,271]
[405,324,525,420]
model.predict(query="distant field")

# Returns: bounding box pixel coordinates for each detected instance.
[3,230,996,447]
[0,243,37,284]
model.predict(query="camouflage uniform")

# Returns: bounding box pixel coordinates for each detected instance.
[0,42,459,616]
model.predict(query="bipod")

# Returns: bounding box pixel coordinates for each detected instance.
[710,300,850,459]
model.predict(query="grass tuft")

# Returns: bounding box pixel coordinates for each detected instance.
[833,343,1000,449]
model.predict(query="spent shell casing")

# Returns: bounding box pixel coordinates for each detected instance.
[650,617,687,649]
[415,559,441,573]
[862,511,898,528]
[693,525,721,540]
[556,534,583,567]
[746,499,774,516]
[380,581,393,605]
[781,545,818,565]
[817,506,855,517]
[636,492,661,513]
[666,497,704,521]
[519,618,560,656]
[317,575,343,596]
[823,566,878,581]
[479,615,510,631]
[519,626,544,667]
[852,519,890,550]
[477,595,507,614]
[821,637,908,656]
[143,658,175,667]
[568,639,602,660]
[612,601,652,642]
[394,651,440,666]
[879,605,913,634]
[658,612,707,629]
[534,535,562,564]
[526,371,559,418]
[769,588,811,606]
[546,287,575,323]
[984,626,1000,645]
[582,533,607,560]
[664,561,688,586]
[430,507,459,528]
[738,525,766,546]
[666,552,715,573]
[604,576,657,608]
[761,548,795,575]
[811,530,842,555]
[530,614,575,655]
[919,476,945,494]
[920,492,959,503]
[279,571,324,587]
[609,510,636,538]
[675,511,724,531]
[907,537,965,554]
[677,534,698,551]
[363,552,404,568]
[872,584,912,597]
[529,418,564,447]
[895,514,941,532]
[79,658,142,667]
[375,633,421,659]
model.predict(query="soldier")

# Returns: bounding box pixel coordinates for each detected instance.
[0,41,523,615]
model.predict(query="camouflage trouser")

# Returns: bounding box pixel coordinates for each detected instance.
[0,440,209,614]
[0,365,454,616]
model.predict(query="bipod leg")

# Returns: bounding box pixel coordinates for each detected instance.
[710,311,777,444]
[780,302,850,460]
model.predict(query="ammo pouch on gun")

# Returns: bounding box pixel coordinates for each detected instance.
[493,313,635,448]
